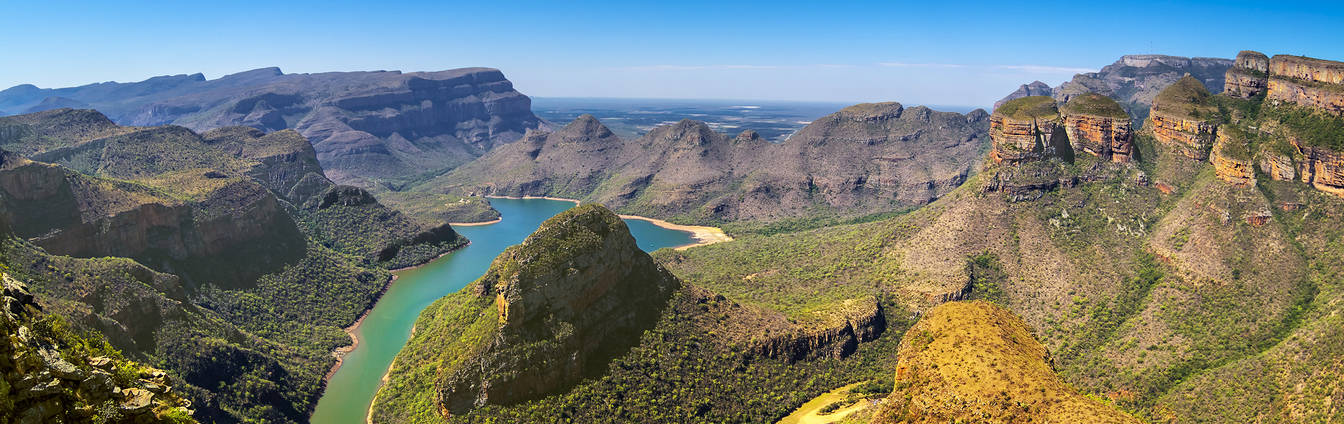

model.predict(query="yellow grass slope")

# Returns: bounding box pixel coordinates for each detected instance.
[872,301,1139,424]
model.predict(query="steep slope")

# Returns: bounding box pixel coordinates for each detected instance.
[1,271,196,423]
[870,301,1139,424]
[0,68,545,185]
[0,108,468,422]
[424,103,989,231]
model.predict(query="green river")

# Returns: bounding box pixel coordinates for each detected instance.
[309,197,697,423]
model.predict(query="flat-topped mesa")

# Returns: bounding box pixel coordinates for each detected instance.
[1061,93,1133,162]
[1212,127,1255,187]
[1266,55,1344,116]
[989,96,1061,164]
[1148,75,1219,160]
[434,204,680,415]
[1225,50,1271,99]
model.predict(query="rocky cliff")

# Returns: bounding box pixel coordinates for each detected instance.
[1265,55,1344,117]
[401,204,680,415]
[869,301,1139,423]
[1,272,195,423]
[1211,128,1255,187]
[750,297,885,362]
[1061,93,1134,162]
[0,68,545,185]
[1224,51,1270,99]
[428,103,989,226]
[989,96,1060,164]
[1148,76,1220,160]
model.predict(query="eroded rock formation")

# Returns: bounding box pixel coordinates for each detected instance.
[989,96,1060,164]
[1212,130,1255,187]
[750,297,885,362]
[1224,51,1270,99]
[434,204,680,414]
[1061,93,1133,162]
[1148,76,1219,160]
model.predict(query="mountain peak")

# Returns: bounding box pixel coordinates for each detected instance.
[558,114,614,139]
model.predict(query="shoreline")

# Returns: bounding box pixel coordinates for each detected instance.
[368,322,415,424]
[322,245,466,384]
[484,194,582,205]
[449,217,501,226]
[618,214,734,250]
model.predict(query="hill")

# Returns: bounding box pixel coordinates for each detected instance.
[995,54,1233,122]
[420,103,990,233]
[869,301,1139,423]
[0,68,545,186]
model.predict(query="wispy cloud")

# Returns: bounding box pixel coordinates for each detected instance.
[618,64,783,71]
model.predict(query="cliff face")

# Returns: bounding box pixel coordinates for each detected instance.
[429,103,990,225]
[1005,54,1231,122]
[750,297,885,362]
[1294,141,1344,196]
[1,272,195,423]
[989,96,1060,164]
[1061,94,1133,162]
[1263,55,1344,116]
[870,301,1140,424]
[1224,51,1270,99]
[1212,130,1255,187]
[431,204,679,414]
[0,68,545,185]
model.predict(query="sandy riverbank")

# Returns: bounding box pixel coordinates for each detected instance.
[618,214,734,250]
[449,218,501,226]
[484,194,581,205]
[323,246,464,383]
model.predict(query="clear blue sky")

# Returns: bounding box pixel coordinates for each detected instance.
[2,0,1341,107]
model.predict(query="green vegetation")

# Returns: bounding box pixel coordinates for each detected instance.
[1154,76,1218,120]
[1062,93,1129,119]
[375,191,500,224]
[1260,102,1344,150]
[994,96,1059,120]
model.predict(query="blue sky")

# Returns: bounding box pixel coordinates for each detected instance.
[2,0,1341,107]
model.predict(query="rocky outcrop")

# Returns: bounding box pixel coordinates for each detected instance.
[434,204,680,414]
[1,272,195,423]
[750,298,885,362]
[1212,129,1255,187]
[993,81,1053,110]
[1293,142,1344,197]
[990,96,1060,164]
[1148,76,1220,160]
[1224,51,1270,99]
[1061,93,1133,162]
[1264,55,1344,117]
[1258,141,1298,181]
[0,67,545,185]
[0,159,306,289]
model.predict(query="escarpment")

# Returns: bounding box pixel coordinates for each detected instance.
[429,102,989,225]
[995,54,1231,121]
[869,302,1139,424]
[0,67,545,185]
[1212,128,1255,187]
[1265,55,1344,117]
[1,272,196,423]
[750,297,885,362]
[402,204,679,415]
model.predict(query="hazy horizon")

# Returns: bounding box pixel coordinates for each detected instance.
[4,0,1342,106]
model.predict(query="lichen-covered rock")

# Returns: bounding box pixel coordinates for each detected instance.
[989,96,1060,164]
[431,204,680,415]
[1212,129,1255,187]
[1061,93,1133,162]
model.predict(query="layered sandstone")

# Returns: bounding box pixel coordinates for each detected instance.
[1258,141,1298,181]
[1270,55,1344,85]
[989,96,1060,164]
[1061,93,1133,162]
[1148,76,1220,160]
[751,297,885,362]
[1212,129,1255,187]
[1264,55,1344,116]
[1294,141,1344,197]
[1224,51,1270,99]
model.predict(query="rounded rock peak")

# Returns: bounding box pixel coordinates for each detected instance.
[1061,93,1128,119]
[993,96,1059,120]
[735,129,761,142]
[560,114,614,138]
[836,102,904,121]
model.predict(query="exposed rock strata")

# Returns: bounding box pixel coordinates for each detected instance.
[750,298,885,362]
[1224,51,1271,99]
[1212,130,1255,187]
[989,96,1060,164]
[0,68,545,185]
[1061,94,1133,162]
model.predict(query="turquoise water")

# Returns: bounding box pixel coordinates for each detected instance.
[309,198,696,423]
